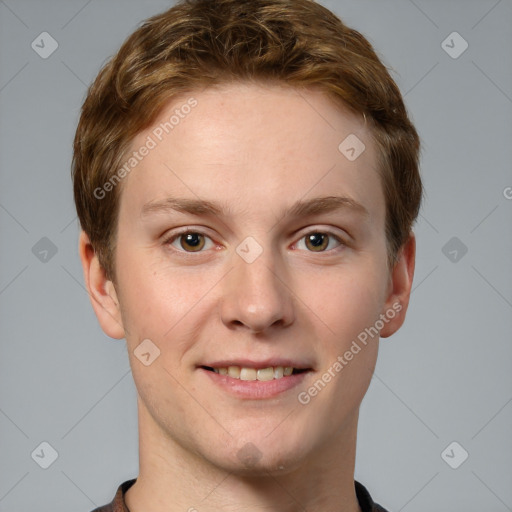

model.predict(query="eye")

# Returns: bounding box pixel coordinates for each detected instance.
[295,231,343,252]
[166,231,215,252]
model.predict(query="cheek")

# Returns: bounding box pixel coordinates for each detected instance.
[115,251,217,348]
[302,264,387,344]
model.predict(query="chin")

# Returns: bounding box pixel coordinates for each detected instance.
[203,433,311,477]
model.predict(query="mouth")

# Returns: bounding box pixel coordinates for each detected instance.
[198,364,313,399]
[197,358,315,399]
[199,365,311,381]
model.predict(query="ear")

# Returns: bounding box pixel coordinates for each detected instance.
[78,230,125,339]
[379,232,416,338]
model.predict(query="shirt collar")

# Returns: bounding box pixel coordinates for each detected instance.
[99,478,388,512]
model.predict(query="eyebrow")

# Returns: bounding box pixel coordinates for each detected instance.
[140,195,369,219]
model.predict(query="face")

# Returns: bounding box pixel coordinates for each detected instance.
[83,81,414,476]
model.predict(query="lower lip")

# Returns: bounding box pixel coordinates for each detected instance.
[199,368,311,399]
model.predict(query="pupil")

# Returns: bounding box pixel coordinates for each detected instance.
[185,233,200,246]
[306,233,328,252]
[309,233,325,247]
[181,233,204,251]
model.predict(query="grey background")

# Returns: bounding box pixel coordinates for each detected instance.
[1,0,511,510]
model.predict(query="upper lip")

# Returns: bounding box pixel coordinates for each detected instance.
[199,358,314,370]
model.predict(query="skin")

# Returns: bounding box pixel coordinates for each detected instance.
[80,82,415,512]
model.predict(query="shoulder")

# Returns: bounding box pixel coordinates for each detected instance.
[355,481,391,512]
[89,479,136,512]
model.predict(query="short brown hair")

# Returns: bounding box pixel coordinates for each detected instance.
[72,0,422,279]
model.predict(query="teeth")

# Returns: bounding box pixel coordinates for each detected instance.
[240,368,257,381]
[228,366,241,378]
[273,366,284,379]
[256,367,274,381]
[209,365,305,381]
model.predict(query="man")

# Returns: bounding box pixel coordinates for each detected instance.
[73,0,422,510]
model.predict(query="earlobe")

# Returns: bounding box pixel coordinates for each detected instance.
[379,232,416,339]
[78,231,125,339]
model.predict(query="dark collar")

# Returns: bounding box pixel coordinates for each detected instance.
[92,478,389,512]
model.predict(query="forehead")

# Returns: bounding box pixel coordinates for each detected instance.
[119,82,384,225]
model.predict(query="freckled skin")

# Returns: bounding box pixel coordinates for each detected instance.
[80,82,415,512]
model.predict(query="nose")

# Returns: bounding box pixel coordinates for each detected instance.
[220,249,295,334]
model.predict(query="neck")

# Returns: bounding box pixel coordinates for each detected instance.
[125,398,362,512]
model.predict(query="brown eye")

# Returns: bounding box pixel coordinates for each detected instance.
[179,233,205,252]
[304,232,329,252]
[166,230,215,254]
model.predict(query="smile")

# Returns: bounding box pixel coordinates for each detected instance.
[201,365,310,381]
[198,363,313,399]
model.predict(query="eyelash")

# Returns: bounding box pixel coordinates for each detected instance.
[162,228,347,255]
